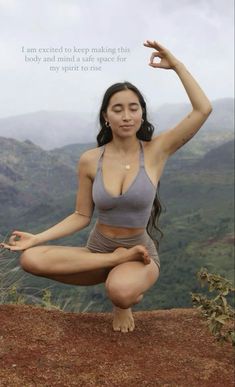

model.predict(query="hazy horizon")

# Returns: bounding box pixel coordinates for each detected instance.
[0,0,234,119]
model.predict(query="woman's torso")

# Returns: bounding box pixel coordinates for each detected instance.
[87,137,167,238]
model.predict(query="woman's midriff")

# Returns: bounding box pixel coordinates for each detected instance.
[96,221,145,239]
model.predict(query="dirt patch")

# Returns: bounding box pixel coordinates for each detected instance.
[0,304,234,386]
[222,235,235,245]
[204,234,235,246]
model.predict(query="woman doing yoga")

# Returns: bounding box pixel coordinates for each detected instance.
[0,40,212,333]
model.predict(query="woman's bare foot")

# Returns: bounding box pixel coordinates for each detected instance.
[112,306,135,333]
[112,245,151,265]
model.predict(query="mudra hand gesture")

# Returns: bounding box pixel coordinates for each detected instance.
[143,40,181,70]
[0,231,38,251]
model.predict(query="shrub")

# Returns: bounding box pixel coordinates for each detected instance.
[191,267,235,346]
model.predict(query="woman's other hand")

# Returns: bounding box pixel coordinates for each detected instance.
[143,40,181,70]
[0,231,39,251]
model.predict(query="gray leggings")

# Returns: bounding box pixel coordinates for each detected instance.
[86,223,160,272]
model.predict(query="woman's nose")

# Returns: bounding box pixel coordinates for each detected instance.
[122,110,132,120]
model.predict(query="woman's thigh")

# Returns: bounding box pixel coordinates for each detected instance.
[20,245,111,286]
[45,267,111,286]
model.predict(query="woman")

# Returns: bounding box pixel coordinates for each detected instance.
[0,40,212,333]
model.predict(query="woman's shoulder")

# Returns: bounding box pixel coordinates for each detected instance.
[79,146,102,163]
[77,146,103,177]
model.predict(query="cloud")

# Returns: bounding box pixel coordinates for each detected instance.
[0,0,233,118]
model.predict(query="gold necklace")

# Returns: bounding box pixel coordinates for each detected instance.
[113,144,139,170]
[122,152,138,170]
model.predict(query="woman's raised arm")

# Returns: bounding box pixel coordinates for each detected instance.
[144,40,212,157]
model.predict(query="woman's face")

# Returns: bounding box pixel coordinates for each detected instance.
[103,89,143,138]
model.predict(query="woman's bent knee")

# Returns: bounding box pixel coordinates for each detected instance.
[20,246,46,275]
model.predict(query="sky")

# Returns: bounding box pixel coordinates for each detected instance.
[0,0,234,119]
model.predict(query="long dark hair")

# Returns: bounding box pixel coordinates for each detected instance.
[96,81,165,251]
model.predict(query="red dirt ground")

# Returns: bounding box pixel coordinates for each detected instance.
[0,304,234,386]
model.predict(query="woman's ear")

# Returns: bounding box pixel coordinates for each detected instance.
[102,112,107,122]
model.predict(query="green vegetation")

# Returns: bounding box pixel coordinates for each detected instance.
[0,138,234,312]
[0,247,99,312]
[191,268,235,346]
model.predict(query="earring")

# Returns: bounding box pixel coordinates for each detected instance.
[105,121,110,127]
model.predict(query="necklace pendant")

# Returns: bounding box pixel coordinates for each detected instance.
[125,164,130,170]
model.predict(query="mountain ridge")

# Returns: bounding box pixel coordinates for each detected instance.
[0,97,233,150]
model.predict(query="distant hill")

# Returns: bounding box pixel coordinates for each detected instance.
[0,136,233,230]
[152,97,234,134]
[0,111,97,150]
[0,137,81,227]
[0,136,234,311]
[0,97,233,150]
[193,139,234,170]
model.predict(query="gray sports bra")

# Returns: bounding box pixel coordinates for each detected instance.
[92,140,157,228]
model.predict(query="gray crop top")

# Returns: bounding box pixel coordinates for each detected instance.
[92,140,157,228]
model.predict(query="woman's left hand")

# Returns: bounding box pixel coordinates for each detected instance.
[143,40,181,70]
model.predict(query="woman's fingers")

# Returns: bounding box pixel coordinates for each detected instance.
[0,242,12,250]
[7,246,23,251]
[0,229,30,252]
[143,41,154,48]
[153,40,165,50]
[0,242,23,251]
[149,52,162,67]
[9,235,17,245]
[143,40,166,51]
[150,52,162,61]
[12,231,23,237]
